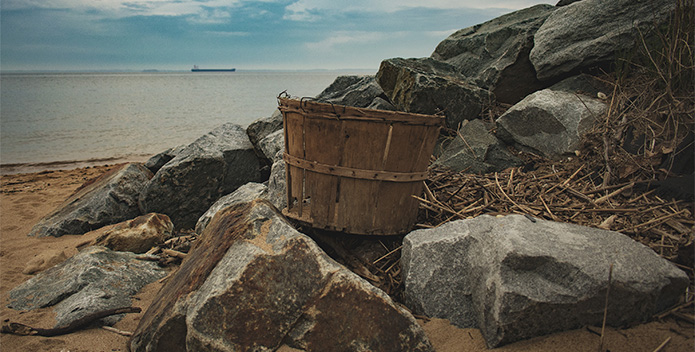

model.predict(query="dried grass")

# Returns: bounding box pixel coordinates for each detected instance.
[340,1,695,315]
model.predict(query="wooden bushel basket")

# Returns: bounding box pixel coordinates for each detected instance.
[278,97,444,235]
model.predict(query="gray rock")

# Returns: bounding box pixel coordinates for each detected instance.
[433,119,521,173]
[402,214,689,348]
[266,154,287,211]
[431,4,555,103]
[367,96,397,111]
[496,86,607,159]
[531,0,677,80]
[131,200,432,352]
[9,246,166,328]
[315,75,396,110]
[246,110,283,148]
[258,129,284,163]
[194,182,268,235]
[377,57,492,128]
[139,123,261,229]
[144,145,186,174]
[29,163,153,237]
[556,0,583,6]
[93,213,174,254]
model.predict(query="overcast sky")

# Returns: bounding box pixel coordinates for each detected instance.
[1,0,553,71]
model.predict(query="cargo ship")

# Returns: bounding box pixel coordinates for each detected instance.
[191,65,236,72]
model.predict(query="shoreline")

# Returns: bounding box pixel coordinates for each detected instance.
[0,154,152,176]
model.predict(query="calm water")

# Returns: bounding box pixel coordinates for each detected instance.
[0,71,365,170]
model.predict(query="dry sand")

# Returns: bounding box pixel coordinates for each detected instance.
[1,165,692,351]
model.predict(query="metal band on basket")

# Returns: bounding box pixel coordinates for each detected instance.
[283,153,428,182]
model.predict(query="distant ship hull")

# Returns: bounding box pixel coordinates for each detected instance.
[191,68,236,72]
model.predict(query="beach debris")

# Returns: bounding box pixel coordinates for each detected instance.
[8,246,166,329]
[1,307,141,337]
[130,200,433,352]
[92,213,174,254]
[401,214,689,348]
[138,122,261,230]
[28,163,152,237]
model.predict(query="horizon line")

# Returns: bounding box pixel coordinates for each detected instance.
[0,67,377,74]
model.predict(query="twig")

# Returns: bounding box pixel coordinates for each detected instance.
[623,209,688,232]
[539,196,559,221]
[594,182,634,205]
[655,300,694,320]
[161,248,187,259]
[457,129,478,158]
[652,337,671,352]
[602,133,612,188]
[598,263,613,352]
[1,307,141,337]
[546,164,585,194]
[373,245,402,265]
[163,235,196,246]
[494,172,534,214]
[101,325,133,336]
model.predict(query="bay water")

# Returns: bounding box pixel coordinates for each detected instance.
[0,71,366,173]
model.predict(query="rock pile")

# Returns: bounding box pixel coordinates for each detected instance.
[10,0,689,350]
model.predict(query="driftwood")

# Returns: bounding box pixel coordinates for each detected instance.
[1,306,141,337]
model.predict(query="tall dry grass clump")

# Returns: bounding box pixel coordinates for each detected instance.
[583,0,694,186]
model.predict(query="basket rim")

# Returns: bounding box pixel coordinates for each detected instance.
[278,97,445,126]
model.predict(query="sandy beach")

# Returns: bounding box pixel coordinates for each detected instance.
[1,164,692,351]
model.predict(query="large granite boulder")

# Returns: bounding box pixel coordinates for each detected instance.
[433,119,521,173]
[246,110,283,149]
[431,4,555,103]
[93,213,174,253]
[377,57,492,128]
[29,163,153,237]
[531,0,677,81]
[139,123,261,230]
[496,75,608,159]
[130,200,432,352]
[402,214,689,348]
[9,246,166,328]
[194,182,268,235]
[315,75,396,110]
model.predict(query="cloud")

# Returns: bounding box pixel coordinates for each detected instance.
[1,0,552,70]
[187,8,232,24]
[2,0,243,19]
[202,30,250,36]
[304,31,390,50]
[283,0,552,21]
